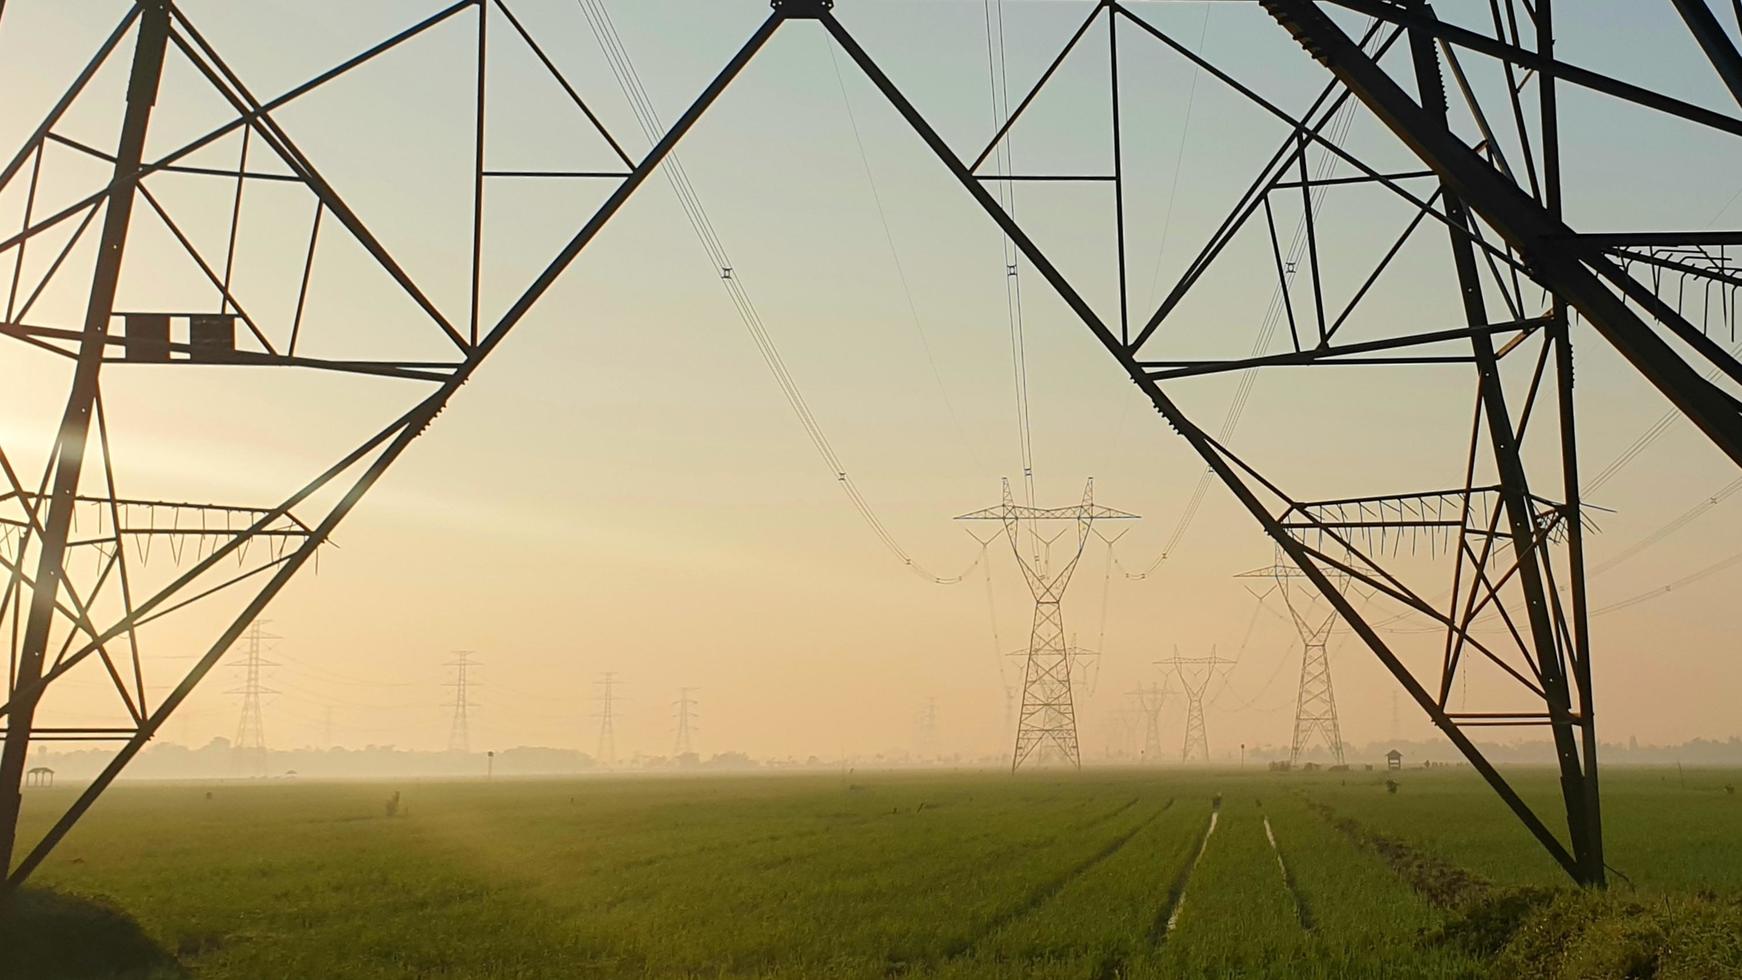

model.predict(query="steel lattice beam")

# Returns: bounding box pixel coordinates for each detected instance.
[1262,0,1742,472]
[813,1,1610,884]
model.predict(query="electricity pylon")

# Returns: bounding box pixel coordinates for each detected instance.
[443,652,479,755]
[594,672,618,768]
[226,621,278,777]
[1128,682,1166,763]
[1158,651,1234,763]
[960,478,1136,771]
[915,697,938,759]
[673,687,698,757]
[9,0,1734,893]
[1238,562,1346,766]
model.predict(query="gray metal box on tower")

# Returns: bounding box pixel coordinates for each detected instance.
[189,314,236,361]
[122,313,171,362]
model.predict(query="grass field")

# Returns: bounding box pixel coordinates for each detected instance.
[6,766,1742,978]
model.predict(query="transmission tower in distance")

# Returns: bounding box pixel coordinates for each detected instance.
[226,621,279,777]
[1157,650,1234,763]
[444,652,479,755]
[673,687,698,758]
[595,672,618,768]
[1128,682,1166,764]
[915,697,939,760]
[959,478,1136,771]
[1237,561,1346,766]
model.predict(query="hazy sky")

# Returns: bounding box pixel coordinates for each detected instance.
[3,0,1740,764]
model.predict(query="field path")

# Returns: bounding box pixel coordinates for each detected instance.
[1161,797,1220,936]
[1262,813,1313,930]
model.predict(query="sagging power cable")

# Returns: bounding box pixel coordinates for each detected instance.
[1120,94,1364,579]
[825,44,978,473]
[983,0,1042,569]
[1592,547,1742,616]
[575,0,976,584]
[1584,341,1742,496]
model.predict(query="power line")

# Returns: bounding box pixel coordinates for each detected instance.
[1120,93,1364,578]
[574,0,975,585]
[274,651,416,688]
[1593,548,1742,617]
[1589,476,1742,577]
[825,43,975,468]
[1583,341,1742,495]
[1141,2,1214,310]
[982,0,1038,531]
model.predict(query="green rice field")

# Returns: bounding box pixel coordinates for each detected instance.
[7,767,1742,978]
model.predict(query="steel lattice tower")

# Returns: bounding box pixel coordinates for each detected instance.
[673,687,698,758]
[1128,682,1165,763]
[594,672,618,768]
[1239,562,1346,766]
[959,478,1135,770]
[225,621,277,777]
[915,697,938,759]
[1159,653,1233,763]
[444,652,478,755]
[1291,631,1342,766]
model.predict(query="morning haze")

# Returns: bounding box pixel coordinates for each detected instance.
[3,0,1742,975]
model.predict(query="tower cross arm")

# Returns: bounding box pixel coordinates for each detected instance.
[955,503,1139,521]
[1233,562,1314,579]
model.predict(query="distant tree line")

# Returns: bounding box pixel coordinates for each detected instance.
[27,739,766,780]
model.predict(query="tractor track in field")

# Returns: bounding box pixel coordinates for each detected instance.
[1261,810,1315,931]
[607,795,1157,918]
[1153,795,1221,943]
[1304,798,1491,911]
[749,794,1144,877]
[888,798,1161,974]
[598,793,980,879]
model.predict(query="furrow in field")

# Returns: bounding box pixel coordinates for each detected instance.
[1302,796,1491,911]
[619,790,1139,902]
[1157,796,1305,975]
[1262,811,1313,930]
[1262,792,1483,976]
[1158,796,1220,939]
[938,801,1163,960]
[915,797,1211,979]
[567,789,1165,973]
